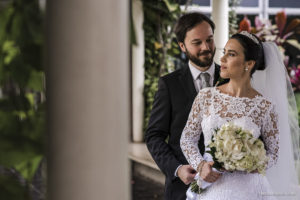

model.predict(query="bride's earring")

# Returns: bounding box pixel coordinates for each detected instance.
[245,67,249,71]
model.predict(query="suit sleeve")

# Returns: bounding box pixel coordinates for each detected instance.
[145,78,181,179]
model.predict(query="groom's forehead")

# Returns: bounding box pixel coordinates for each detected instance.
[190,35,214,42]
[185,22,214,40]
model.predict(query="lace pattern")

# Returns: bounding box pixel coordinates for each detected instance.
[180,87,279,171]
[196,172,277,200]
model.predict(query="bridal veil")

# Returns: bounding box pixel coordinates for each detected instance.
[251,42,300,199]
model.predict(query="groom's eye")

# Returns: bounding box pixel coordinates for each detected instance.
[206,38,213,43]
[192,41,201,46]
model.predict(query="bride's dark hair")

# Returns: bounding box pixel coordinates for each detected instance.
[231,32,265,76]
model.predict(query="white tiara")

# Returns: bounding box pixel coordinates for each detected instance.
[239,31,259,44]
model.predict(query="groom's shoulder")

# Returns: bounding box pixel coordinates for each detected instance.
[161,65,188,81]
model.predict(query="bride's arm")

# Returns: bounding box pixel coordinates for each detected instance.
[261,103,279,169]
[180,91,206,171]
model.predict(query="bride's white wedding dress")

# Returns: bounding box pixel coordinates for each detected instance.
[180,87,279,200]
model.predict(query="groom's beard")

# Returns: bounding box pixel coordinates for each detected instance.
[185,47,216,68]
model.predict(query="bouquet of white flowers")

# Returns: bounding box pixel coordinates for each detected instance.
[189,121,269,195]
[209,121,269,174]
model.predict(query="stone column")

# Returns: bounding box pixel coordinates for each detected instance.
[132,0,145,142]
[211,0,229,65]
[46,0,130,200]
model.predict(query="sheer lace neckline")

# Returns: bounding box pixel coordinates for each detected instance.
[181,87,279,176]
[214,87,263,100]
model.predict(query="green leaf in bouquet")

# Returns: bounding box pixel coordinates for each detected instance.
[206,146,223,170]
[190,180,206,194]
[235,128,242,135]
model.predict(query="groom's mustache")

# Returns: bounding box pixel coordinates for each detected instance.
[198,50,212,56]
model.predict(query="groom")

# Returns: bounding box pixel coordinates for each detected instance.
[145,12,226,200]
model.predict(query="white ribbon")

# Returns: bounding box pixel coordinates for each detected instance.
[186,152,223,200]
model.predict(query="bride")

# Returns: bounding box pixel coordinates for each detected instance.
[180,31,300,200]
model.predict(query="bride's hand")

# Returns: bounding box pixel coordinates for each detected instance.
[199,161,222,183]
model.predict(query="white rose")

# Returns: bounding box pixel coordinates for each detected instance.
[231,152,245,160]
[224,162,236,171]
[242,156,254,171]
[250,146,261,157]
[230,140,244,159]
[223,139,234,153]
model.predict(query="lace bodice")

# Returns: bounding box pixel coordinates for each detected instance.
[180,87,279,171]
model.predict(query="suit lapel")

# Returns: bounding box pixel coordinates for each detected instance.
[179,63,223,98]
[214,64,229,86]
[213,64,221,86]
[179,65,197,99]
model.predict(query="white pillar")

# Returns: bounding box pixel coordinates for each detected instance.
[262,0,269,20]
[132,0,145,142]
[46,0,130,200]
[211,0,229,65]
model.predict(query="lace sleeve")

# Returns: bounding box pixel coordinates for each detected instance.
[180,90,207,171]
[261,103,279,169]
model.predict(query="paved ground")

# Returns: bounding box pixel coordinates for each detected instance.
[131,173,164,200]
[2,161,165,200]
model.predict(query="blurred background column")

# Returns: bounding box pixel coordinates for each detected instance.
[46,0,130,200]
[132,0,145,142]
[212,0,229,65]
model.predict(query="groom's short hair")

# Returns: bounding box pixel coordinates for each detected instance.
[174,12,215,43]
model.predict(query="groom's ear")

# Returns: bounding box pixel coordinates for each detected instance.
[179,42,186,53]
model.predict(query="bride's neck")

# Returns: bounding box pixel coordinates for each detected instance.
[225,80,252,97]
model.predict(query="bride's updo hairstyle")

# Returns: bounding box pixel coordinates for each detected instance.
[231,31,265,76]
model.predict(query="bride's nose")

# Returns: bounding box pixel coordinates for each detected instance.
[220,55,226,63]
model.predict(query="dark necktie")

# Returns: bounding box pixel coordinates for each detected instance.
[199,72,211,89]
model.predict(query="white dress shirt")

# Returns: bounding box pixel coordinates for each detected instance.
[189,61,215,92]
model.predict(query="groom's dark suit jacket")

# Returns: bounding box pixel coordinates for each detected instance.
[145,64,225,200]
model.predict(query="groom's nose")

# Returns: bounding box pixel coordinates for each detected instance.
[200,42,210,51]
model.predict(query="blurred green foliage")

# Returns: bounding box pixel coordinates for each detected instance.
[141,0,182,132]
[229,0,241,37]
[0,0,45,199]
[0,173,31,199]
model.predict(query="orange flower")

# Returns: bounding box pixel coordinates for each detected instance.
[276,11,287,36]
[239,16,251,32]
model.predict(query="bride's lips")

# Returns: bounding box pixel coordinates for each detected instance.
[221,65,227,70]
